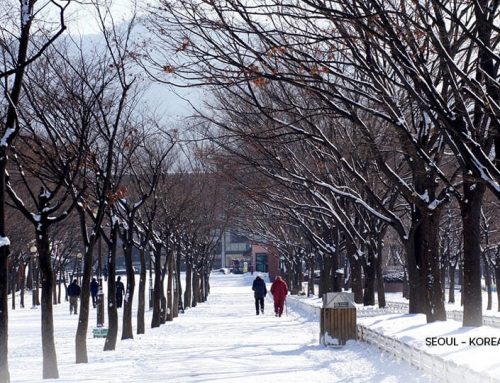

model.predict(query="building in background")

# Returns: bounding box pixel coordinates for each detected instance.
[214,230,280,279]
[214,229,251,269]
[245,243,280,280]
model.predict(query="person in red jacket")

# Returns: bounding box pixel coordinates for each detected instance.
[270,276,288,317]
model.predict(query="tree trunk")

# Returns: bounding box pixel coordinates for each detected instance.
[172,250,179,318]
[204,271,210,301]
[0,176,10,381]
[160,266,167,324]
[320,254,334,296]
[294,259,303,294]
[36,229,59,379]
[419,211,446,322]
[57,273,61,305]
[104,225,118,351]
[52,273,57,305]
[376,238,386,308]
[19,265,25,309]
[192,271,199,307]
[407,208,446,321]
[495,263,500,312]
[166,251,174,321]
[448,264,456,304]
[287,259,295,294]
[10,268,15,310]
[347,238,363,304]
[121,237,135,339]
[402,267,409,299]
[184,262,192,309]
[307,259,315,296]
[332,228,341,293]
[75,244,95,363]
[362,247,376,306]
[176,250,183,314]
[406,226,426,314]
[151,243,162,328]
[199,269,206,303]
[483,255,492,310]
[137,247,146,334]
[461,181,485,326]
[0,7,36,379]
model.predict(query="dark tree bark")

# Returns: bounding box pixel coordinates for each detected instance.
[362,247,376,306]
[175,250,183,314]
[184,261,192,309]
[19,265,25,308]
[461,181,486,326]
[151,242,162,328]
[104,224,119,351]
[448,264,456,304]
[137,247,146,334]
[37,225,59,379]
[495,262,500,312]
[483,255,492,310]
[192,270,200,307]
[121,232,135,340]
[375,238,386,308]
[166,250,174,321]
[347,239,363,304]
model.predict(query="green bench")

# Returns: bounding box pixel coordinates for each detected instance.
[92,328,108,338]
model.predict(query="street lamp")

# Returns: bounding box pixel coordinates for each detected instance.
[29,246,38,309]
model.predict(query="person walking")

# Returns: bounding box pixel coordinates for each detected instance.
[252,275,267,315]
[270,276,288,317]
[90,277,99,308]
[116,276,125,308]
[67,279,81,315]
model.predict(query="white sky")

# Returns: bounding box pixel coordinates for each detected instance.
[8,273,435,382]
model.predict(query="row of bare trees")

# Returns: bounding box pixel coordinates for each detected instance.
[143,0,500,328]
[0,2,231,382]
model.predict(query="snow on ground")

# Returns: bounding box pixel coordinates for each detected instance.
[359,314,500,380]
[8,273,434,382]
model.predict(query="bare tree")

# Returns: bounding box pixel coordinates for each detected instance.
[0,2,68,380]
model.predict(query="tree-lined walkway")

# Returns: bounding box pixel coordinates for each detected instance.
[9,273,435,382]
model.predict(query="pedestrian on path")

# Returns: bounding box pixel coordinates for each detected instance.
[116,276,125,308]
[270,276,288,317]
[90,277,99,308]
[67,279,81,315]
[252,275,267,315]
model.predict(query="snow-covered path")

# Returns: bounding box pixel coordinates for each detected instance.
[9,273,435,382]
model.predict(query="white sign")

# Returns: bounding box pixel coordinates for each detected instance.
[322,292,355,309]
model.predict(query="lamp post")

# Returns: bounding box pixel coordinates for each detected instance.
[29,246,37,309]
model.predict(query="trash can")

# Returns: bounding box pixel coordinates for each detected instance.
[320,292,356,346]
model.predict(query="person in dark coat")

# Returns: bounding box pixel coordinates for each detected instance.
[90,278,99,308]
[270,276,288,317]
[252,275,267,315]
[116,276,125,308]
[67,279,81,315]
